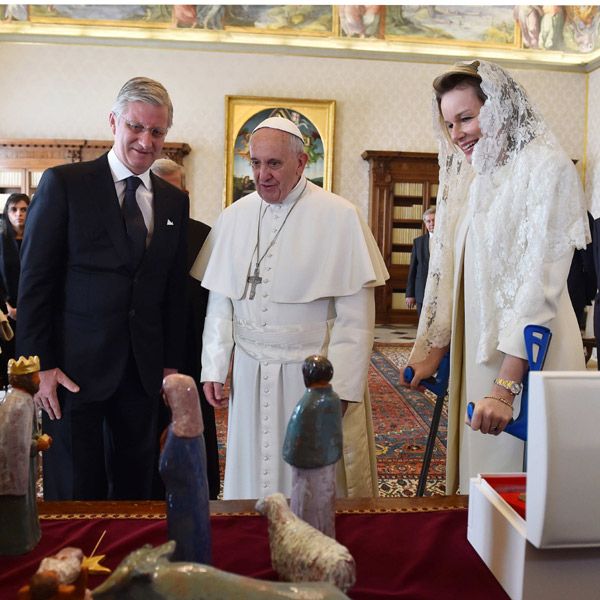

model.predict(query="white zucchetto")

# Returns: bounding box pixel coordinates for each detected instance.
[252,116,304,142]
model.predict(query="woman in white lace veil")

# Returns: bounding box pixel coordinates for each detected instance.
[404,60,590,494]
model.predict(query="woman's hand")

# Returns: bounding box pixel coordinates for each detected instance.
[467,394,513,435]
[401,345,449,390]
[466,353,528,435]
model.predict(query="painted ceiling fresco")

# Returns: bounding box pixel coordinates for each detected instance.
[2,5,600,62]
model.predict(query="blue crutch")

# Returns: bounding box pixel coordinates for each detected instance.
[403,352,451,497]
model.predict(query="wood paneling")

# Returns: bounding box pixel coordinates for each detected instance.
[362,150,439,325]
[0,138,191,198]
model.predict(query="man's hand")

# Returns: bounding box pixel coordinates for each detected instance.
[406,296,416,309]
[5,301,16,320]
[34,368,80,421]
[203,381,228,409]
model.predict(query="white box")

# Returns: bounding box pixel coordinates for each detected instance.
[467,372,600,600]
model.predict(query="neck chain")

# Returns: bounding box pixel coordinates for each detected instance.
[246,179,306,300]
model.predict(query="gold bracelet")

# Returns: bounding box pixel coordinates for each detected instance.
[484,395,513,410]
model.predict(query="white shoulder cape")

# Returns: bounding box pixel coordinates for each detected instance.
[191,180,388,303]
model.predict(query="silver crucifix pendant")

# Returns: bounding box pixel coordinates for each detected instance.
[247,265,262,300]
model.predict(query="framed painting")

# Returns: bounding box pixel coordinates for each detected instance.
[224,96,335,206]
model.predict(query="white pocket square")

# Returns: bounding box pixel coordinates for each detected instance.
[167,219,174,226]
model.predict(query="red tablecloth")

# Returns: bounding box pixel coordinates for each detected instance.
[0,508,508,599]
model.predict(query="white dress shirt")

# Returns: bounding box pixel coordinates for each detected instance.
[107,149,154,244]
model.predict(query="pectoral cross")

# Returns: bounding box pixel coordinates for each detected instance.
[247,265,262,300]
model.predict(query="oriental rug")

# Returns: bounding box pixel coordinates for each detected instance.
[370,342,447,497]
[215,342,447,498]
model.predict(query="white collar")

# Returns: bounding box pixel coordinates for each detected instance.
[260,176,307,208]
[108,148,153,191]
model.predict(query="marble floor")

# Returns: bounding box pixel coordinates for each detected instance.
[374,324,417,344]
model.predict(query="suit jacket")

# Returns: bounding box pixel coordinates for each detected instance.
[406,232,430,305]
[180,218,220,499]
[568,242,596,324]
[593,218,600,350]
[183,218,211,378]
[17,153,189,402]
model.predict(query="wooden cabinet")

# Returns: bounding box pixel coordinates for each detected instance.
[362,150,439,325]
[0,138,191,203]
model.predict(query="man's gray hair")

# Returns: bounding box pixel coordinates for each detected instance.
[112,77,173,128]
[152,158,185,188]
[423,206,436,220]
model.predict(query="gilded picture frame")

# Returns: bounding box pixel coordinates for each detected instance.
[224,96,335,206]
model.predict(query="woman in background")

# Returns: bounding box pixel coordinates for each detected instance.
[0,193,30,384]
[403,61,589,494]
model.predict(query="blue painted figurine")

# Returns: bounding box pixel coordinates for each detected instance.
[282,355,343,537]
[159,374,211,564]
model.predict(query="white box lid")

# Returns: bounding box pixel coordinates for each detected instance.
[526,371,600,548]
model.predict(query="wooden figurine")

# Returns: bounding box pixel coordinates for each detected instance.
[0,355,49,555]
[18,546,92,600]
[159,374,211,564]
[282,355,342,537]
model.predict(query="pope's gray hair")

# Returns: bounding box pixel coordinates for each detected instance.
[112,77,173,128]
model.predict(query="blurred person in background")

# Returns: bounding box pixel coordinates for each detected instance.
[0,193,30,386]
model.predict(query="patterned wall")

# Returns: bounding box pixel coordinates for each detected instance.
[0,41,587,224]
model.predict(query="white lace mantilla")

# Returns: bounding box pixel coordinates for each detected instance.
[412,60,590,364]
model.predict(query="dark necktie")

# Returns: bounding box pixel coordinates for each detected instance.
[122,176,147,270]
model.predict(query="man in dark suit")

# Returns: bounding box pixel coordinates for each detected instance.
[406,206,435,316]
[16,77,189,501]
[151,158,221,499]
[590,214,600,369]
[568,212,596,331]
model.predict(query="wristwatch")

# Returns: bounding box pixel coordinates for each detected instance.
[494,377,523,396]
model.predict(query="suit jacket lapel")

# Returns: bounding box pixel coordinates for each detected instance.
[86,154,130,266]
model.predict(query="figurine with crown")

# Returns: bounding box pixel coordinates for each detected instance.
[0,355,51,555]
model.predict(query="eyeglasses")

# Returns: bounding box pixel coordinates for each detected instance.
[119,116,168,139]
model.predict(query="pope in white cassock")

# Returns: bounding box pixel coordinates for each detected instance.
[191,116,389,500]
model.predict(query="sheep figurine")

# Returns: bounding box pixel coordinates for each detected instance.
[255,493,356,593]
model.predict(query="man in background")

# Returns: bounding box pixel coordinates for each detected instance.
[406,206,435,316]
[192,116,388,500]
[151,157,220,498]
[17,77,189,500]
[567,212,596,331]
